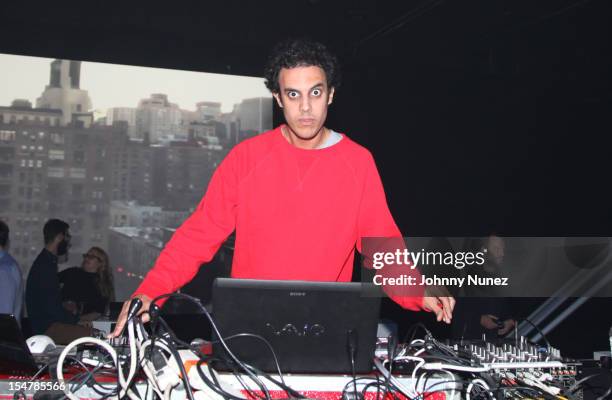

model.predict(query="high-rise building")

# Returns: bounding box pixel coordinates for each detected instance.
[36,60,93,126]
[0,104,127,274]
[135,94,183,143]
[108,137,154,204]
[149,141,226,211]
[106,107,137,137]
[196,101,222,121]
[236,97,272,136]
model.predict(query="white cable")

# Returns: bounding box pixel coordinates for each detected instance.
[139,338,173,358]
[140,360,164,398]
[422,362,490,372]
[389,355,426,396]
[411,357,426,396]
[437,370,457,400]
[133,328,166,398]
[416,364,459,400]
[163,385,173,400]
[123,320,139,393]
[472,379,490,391]
[56,337,129,400]
[136,321,147,343]
[139,338,184,394]
[374,357,417,398]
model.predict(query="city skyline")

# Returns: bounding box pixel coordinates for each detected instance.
[0,53,271,114]
[0,53,272,300]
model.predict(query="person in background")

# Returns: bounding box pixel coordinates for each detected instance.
[111,38,455,337]
[0,219,23,322]
[59,246,114,316]
[25,219,93,344]
[452,235,516,341]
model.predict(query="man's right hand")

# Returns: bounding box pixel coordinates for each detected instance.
[108,294,152,338]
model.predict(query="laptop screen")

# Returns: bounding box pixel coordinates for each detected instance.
[211,278,381,374]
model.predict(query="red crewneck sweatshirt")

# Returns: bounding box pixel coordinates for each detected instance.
[135,126,424,310]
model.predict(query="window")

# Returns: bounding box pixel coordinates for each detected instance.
[50,133,64,144]
[47,167,64,178]
[48,150,65,160]
[0,130,16,141]
[69,168,86,178]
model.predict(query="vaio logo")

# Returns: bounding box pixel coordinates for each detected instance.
[265,323,325,337]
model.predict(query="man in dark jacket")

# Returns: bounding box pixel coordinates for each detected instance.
[26,219,91,343]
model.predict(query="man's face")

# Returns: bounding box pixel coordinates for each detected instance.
[273,66,334,145]
[57,231,71,260]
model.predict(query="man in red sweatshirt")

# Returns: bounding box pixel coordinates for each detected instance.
[111,39,454,337]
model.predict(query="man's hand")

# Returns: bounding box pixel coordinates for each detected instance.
[498,318,516,336]
[480,314,500,330]
[108,294,152,338]
[79,312,101,322]
[62,301,78,315]
[423,286,455,324]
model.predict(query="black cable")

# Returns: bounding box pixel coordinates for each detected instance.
[521,318,553,350]
[361,378,383,400]
[347,329,360,400]
[341,377,383,400]
[412,379,466,400]
[151,292,272,400]
[228,358,266,400]
[240,362,305,399]
[218,355,271,400]
[384,335,397,399]
[568,372,603,392]
[63,355,95,392]
[196,359,246,400]
[402,322,432,345]
[71,354,119,398]
[497,385,552,399]
[154,318,196,400]
[29,363,50,380]
[216,333,286,388]
[595,369,612,400]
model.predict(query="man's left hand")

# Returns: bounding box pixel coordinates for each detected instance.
[497,318,516,336]
[423,286,455,324]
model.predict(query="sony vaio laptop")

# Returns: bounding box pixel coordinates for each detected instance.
[211,278,381,374]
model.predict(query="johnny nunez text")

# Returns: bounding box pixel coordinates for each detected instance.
[373,274,509,288]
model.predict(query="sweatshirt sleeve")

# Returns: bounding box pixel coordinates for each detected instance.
[134,148,238,300]
[356,154,425,311]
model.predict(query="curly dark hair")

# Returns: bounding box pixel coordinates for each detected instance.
[264,38,341,93]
